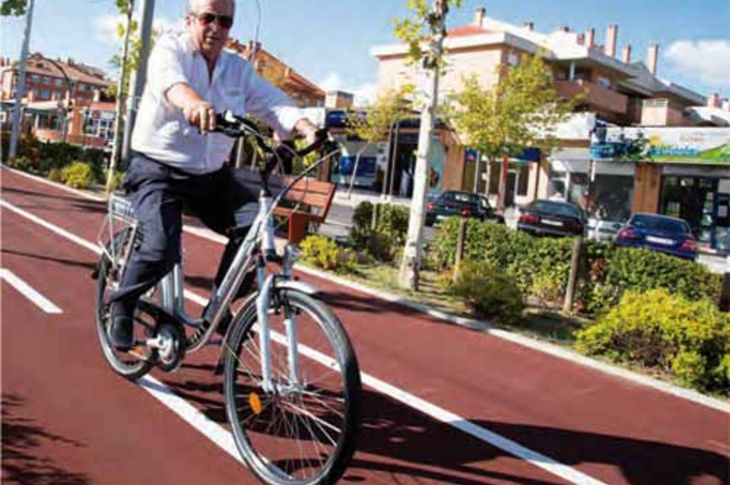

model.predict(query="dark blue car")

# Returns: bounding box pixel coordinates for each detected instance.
[615,213,698,260]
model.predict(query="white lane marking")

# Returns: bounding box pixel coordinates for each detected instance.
[137,376,244,465]
[0,268,63,314]
[8,167,730,414]
[0,198,102,255]
[0,196,608,484]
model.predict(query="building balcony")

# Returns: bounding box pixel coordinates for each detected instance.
[555,79,629,115]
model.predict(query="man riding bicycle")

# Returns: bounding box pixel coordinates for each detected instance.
[108,0,320,351]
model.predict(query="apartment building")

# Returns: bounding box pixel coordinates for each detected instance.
[0,53,115,147]
[369,8,730,251]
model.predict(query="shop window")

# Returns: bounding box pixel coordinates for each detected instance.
[593,175,633,221]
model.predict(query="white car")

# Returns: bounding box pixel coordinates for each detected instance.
[586,218,624,242]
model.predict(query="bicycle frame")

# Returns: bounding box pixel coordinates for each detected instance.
[99,150,332,391]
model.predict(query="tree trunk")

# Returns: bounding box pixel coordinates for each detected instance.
[497,151,509,213]
[107,0,135,193]
[398,2,448,290]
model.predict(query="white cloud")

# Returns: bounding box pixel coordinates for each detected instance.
[93,14,184,45]
[317,72,345,92]
[93,14,123,44]
[316,72,379,106]
[353,82,378,106]
[665,39,730,88]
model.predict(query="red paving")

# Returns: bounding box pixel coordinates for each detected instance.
[2,168,729,485]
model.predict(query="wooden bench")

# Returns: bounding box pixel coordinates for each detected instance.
[273,177,336,244]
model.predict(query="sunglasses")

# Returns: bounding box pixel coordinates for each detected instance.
[194,12,234,29]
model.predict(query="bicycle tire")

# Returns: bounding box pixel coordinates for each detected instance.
[94,230,154,380]
[223,289,361,485]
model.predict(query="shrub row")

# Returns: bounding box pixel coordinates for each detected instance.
[2,131,113,189]
[427,217,722,314]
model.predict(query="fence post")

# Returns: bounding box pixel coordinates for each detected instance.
[453,218,467,283]
[720,272,730,312]
[562,236,583,313]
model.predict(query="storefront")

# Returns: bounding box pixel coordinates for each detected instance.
[326,111,447,198]
[590,127,730,252]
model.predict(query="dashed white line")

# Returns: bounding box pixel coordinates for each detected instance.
[0,268,63,313]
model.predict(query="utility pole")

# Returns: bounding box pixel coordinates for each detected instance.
[398,0,449,290]
[8,0,35,162]
[107,0,135,192]
[121,0,155,166]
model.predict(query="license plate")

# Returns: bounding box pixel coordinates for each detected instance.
[542,219,563,227]
[646,236,674,245]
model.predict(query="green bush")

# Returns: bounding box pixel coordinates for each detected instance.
[427,218,722,315]
[576,289,730,393]
[48,167,64,182]
[349,202,409,263]
[300,235,355,273]
[9,155,37,172]
[451,260,524,323]
[60,161,95,189]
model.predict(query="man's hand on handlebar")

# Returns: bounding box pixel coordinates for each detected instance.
[182,100,217,134]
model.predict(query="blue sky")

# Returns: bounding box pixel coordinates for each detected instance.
[2,0,729,103]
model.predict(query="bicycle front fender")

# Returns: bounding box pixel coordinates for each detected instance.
[275,279,319,296]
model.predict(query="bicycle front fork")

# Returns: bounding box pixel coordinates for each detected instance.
[256,272,301,393]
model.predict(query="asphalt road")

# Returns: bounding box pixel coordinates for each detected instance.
[2,167,729,485]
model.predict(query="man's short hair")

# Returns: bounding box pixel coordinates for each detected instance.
[186,0,235,16]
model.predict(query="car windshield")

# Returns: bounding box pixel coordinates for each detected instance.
[631,215,689,233]
[531,200,582,218]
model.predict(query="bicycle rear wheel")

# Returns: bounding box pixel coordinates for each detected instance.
[94,230,154,380]
[223,289,361,485]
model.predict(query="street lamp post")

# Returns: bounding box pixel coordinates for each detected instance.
[8,0,36,162]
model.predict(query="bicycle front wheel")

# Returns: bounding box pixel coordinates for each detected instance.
[223,289,361,485]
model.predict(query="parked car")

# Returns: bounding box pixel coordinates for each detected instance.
[586,217,624,242]
[615,213,698,260]
[425,191,503,226]
[517,199,586,237]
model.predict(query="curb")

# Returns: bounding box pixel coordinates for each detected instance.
[5,166,729,414]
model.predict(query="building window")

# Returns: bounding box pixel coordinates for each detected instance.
[596,76,611,89]
[517,165,529,196]
[42,76,51,84]
[507,53,519,66]
[40,89,51,99]
[31,74,40,82]
[55,78,63,87]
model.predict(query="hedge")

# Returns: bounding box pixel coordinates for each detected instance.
[427,217,722,314]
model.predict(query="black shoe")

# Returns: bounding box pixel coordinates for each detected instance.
[109,315,134,351]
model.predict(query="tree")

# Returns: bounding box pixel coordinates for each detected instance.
[344,85,414,198]
[394,0,462,290]
[0,0,27,16]
[447,53,579,211]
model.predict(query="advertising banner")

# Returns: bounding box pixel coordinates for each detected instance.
[590,127,730,165]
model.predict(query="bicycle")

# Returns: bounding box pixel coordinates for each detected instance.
[92,112,362,485]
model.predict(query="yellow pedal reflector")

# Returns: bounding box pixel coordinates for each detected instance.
[249,392,263,415]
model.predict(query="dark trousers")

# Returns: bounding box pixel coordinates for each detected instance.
[111,154,259,318]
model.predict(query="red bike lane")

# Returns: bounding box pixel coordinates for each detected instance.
[2,168,729,484]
